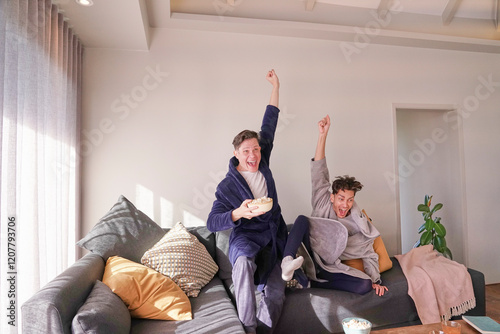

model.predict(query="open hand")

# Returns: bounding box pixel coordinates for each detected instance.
[231,199,266,222]
[372,283,388,297]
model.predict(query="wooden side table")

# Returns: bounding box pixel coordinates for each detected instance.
[372,320,478,334]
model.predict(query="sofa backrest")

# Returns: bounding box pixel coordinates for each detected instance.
[185,226,217,260]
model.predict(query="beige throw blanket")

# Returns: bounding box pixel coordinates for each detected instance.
[395,245,476,324]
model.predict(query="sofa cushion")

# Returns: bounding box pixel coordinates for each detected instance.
[142,222,219,297]
[102,256,192,321]
[72,280,131,334]
[215,228,233,281]
[129,277,246,334]
[76,195,165,263]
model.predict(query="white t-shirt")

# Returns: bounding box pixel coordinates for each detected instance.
[239,170,268,198]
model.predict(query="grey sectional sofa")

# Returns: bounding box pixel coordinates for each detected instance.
[21,196,486,334]
[22,227,486,334]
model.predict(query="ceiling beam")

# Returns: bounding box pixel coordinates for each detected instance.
[442,0,462,26]
[306,0,316,11]
[377,0,391,20]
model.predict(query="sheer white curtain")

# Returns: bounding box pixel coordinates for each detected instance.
[0,0,82,332]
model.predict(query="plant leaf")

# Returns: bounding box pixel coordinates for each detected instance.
[435,235,447,251]
[425,195,430,206]
[420,231,432,245]
[435,217,441,224]
[418,204,430,212]
[431,203,443,214]
[425,218,435,231]
[442,247,453,260]
[413,239,421,248]
[434,223,446,237]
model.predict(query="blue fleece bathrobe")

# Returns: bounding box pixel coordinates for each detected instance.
[207,105,288,287]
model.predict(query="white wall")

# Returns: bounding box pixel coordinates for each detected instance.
[81,27,500,284]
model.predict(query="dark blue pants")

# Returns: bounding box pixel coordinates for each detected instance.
[284,215,372,295]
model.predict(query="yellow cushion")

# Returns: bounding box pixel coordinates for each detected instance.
[373,234,393,273]
[102,256,192,321]
[141,222,219,298]
[342,210,393,273]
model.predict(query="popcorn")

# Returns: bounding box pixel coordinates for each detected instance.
[249,197,272,205]
[343,318,371,329]
[247,197,273,213]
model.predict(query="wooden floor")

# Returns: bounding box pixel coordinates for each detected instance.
[372,284,500,333]
[486,283,500,322]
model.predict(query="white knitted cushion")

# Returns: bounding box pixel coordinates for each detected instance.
[141,222,219,297]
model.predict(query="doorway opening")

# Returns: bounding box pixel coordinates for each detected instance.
[394,105,467,264]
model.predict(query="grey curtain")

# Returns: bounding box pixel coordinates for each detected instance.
[0,1,83,332]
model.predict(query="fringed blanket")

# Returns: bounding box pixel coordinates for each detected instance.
[395,245,476,324]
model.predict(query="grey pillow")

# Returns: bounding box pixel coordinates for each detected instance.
[77,195,165,262]
[215,229,233,280]
[72,280,131,334]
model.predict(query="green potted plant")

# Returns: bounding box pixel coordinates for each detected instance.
[413,195,453,259]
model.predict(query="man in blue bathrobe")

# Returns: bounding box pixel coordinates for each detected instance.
[207,70,288,334]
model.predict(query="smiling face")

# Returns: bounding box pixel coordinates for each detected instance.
[234,138,261,172]
[330,189,355,218]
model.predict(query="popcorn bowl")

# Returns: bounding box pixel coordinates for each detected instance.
[247,197,273,213]
[342,317,372,334]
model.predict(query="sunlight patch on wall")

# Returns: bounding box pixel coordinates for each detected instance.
[135,184,155,221]
[160,197,174,228]
[135,184,175,228]
[182,210,206,227]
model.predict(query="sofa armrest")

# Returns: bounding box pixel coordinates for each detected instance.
[466,268,486,316]
[21,253,105,334]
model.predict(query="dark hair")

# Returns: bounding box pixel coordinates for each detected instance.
[232,130,259,150]
[331,175,363,195]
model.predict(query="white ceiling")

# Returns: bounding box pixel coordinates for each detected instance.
[56,0,500,53]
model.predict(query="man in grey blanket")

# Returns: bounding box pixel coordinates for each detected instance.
[280,115,388,296]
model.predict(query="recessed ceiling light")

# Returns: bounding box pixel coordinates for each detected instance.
[75,0,93,6]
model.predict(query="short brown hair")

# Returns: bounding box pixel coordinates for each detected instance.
[232,130,259,150]
[331,175,363,195]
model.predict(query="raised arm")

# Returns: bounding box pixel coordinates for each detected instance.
[314,115,330,161]
[260,70,280,165]
[265,69,280,108]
